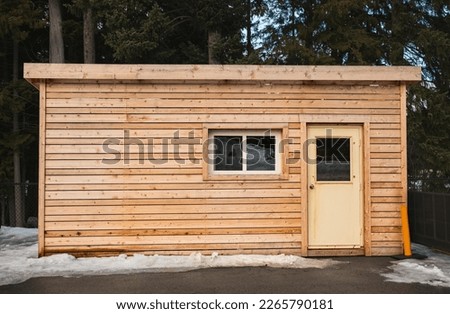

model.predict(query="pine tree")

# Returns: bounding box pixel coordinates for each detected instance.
[261,0,322,64]
[95,0,173,63]
[406,0,450,190]
[0,0,43,225]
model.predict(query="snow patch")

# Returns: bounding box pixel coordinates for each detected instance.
[0,227,339,286]
[382,243,450,288]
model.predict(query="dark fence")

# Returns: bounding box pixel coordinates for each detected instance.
[408,190,450,252]
[0,182,38,227]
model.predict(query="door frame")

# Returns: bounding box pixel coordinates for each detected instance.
[300,123,371,257]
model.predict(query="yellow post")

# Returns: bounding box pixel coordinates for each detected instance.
[401,204,412,257]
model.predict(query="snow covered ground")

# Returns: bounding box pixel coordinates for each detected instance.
[0,226,339,286]
[382,243,450,288]
[1,226,450,288]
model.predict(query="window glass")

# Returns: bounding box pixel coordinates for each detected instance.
[214,136,242,171]
[246,136,276,171]
[316,137,351,181]
[211,132,279,173]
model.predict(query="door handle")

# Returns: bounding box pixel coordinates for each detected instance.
[309,184,315,189]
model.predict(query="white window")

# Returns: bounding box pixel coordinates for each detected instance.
[208,130,281,175]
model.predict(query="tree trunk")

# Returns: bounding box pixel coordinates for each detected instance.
[291,3,296,38]
[390,1,405,64]
[49,0,64,63]
[208,30,220,64]
[246,0,253,55]
[83,7,95,63]
[12,39,24,227]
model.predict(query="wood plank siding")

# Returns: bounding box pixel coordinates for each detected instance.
[25,64,421,257]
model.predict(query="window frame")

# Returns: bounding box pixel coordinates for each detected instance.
[203,123,289,181]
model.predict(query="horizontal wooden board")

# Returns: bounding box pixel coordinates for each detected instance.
[307,248,365,257]
[370,144,401,153]
[46,100,400,112]
[24,63,422,82]
[46,168,203,175]
[44,227,303,237]
[43,241,303,251]
[47,110,400,124]
[44,233,301,246]
[46,153,204,161]
[45,211,301,222]
[370,138,401,144]
[45,188,302,200]
[371,211,401,218]
[370,168,401,175]
[45,182,301,191]
[44,218,301,231]
[370,188,403,197]
[371,203,402,212]
[370,159,401,167]
[45,113,401,124]
[371,242,403,249]
[44,105,399,116]
[46,82,401,95]
[44,243,303,257]
[46,129,202,138]
[45,197,302,206]
[45,138,203,145]
[370,247,403,256]
[370,129,401,138]
[45,203,301,215]
[46,159,201,169]
[370,123,401,130]
[45,174,301,184]
[45,92,402,108]
[371,182,403,188]
[371,196,402,203]
[371,218,402,227]
[370,173,402,182]
[46,144,202,154]
[46,122,203,129]
[46,250,304,257]
[371,226,401,233]
[370,152,401,159]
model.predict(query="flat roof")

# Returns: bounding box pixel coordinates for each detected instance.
[24,63,422,85]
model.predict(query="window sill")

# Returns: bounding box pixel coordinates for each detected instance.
[204,173,288,181]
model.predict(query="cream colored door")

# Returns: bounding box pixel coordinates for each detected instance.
[307,126,363,249]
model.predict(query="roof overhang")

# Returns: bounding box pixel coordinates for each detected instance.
[24,63,422,88]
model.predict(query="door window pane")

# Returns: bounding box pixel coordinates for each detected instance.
[316,137,350,181]
[214,136,242,171]
[247,136,276,171]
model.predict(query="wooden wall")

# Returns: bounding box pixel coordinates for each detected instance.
[41,79,405,257]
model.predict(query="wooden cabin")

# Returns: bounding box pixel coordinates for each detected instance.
[24,64,421,257]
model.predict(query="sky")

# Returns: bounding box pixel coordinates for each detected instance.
[1,226,450,288]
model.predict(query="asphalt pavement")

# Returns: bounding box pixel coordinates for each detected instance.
[1,256,449,294]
